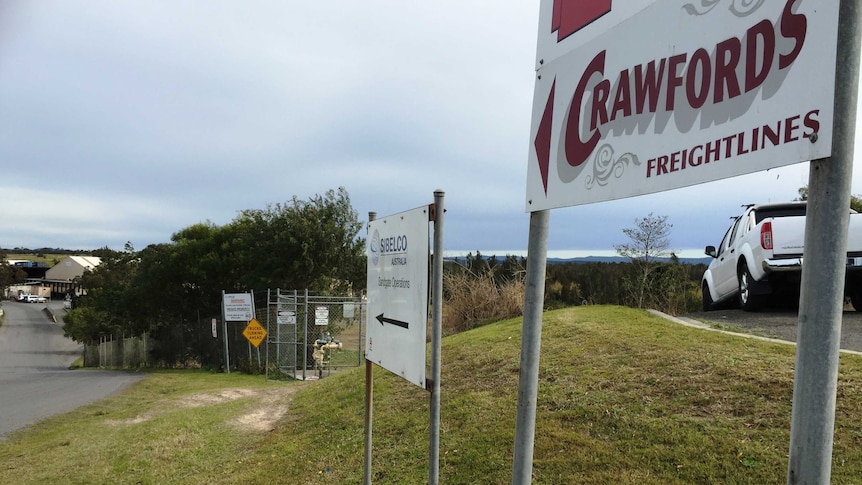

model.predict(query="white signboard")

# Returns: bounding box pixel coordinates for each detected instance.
[223,293,254,322]
[526,0,839,211]
[366,205,430,389]
[315,306,329,326]
[277,310,296,325]
[343,302,355,319]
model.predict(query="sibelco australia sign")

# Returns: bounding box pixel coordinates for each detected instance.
[526,0,839,211]
[366,205,430,389]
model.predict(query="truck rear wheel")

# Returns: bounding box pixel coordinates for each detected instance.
[702,282,715,311]
[851,290,862,312]
[738,265,762,311]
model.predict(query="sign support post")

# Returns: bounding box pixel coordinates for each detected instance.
[511,209,549,485]
[222,290,230,374]
[363,211,376,485]
[429,190,444,485]
[252,289,261,368]
[788,1,862,482]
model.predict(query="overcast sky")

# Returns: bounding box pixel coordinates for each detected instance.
[1,1,857,258]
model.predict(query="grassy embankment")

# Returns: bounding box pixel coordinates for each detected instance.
[1,305,861,484]
[5,253,67,266]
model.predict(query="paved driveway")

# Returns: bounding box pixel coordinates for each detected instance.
[688,306,862,353]
[0,301,145,439]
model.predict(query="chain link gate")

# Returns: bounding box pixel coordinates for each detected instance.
[264,289,365,381]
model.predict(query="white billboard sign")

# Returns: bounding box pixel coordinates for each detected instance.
[277,310,296,325]
[223,293,254,322]
[315,306,329,326]
[365,205,430,389]
[526,0,839,211]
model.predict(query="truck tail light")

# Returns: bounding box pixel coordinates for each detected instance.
[761,221,773,250]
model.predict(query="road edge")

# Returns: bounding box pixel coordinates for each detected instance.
[647,309,862,358]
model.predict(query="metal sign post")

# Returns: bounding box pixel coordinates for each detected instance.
[788,1,862,483]
[363,193,443,485]
[364,211,376,485]
[511,210,549,484]
[429,190,444,485]
[221,290,229,374]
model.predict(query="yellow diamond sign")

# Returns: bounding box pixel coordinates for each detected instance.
[242,318,267,348]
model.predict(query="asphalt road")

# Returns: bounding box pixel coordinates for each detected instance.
[689,305,862,352]
[0,300,145,439]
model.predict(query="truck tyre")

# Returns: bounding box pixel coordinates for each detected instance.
[702,282,715,311]
[738,265,762,311]
[851,290,862,312]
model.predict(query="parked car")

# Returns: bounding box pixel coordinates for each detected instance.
[702,201,862,311]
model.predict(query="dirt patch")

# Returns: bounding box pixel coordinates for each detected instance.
[104,413,155,426]
[178,388,258,408]
[105,384,304,432]
[227,388,295,432]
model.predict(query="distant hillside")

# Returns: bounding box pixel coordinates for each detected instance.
[448,254,711,266]
[548,255,711,265]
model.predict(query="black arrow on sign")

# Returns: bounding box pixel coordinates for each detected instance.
[376,313,409,329]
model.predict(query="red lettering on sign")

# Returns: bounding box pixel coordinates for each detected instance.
[562,0,807,169]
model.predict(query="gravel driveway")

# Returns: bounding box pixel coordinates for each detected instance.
[687,306,862,353]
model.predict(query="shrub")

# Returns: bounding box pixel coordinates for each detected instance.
[442,270,524,335]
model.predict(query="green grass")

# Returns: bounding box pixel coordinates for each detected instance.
[2,306,862,484]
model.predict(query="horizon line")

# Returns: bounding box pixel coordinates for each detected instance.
[444,249,709,259]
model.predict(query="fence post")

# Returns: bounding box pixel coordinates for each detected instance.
[222,290,230,374]
[303,289,309,380]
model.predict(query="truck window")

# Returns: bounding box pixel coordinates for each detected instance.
[754,205,807,224]
[729,215,743,243]
[727,216,744,248]
[717,218,738,256]
[733,212,755,242]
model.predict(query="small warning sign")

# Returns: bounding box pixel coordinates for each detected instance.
[242,318,267,348]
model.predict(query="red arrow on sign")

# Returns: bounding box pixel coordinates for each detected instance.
[552,0,612,42]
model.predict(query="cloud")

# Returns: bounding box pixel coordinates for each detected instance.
[0,1,856,256]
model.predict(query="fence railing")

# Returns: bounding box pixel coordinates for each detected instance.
[83,334,151,368]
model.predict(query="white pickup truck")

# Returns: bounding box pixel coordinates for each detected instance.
[702,201,862,311]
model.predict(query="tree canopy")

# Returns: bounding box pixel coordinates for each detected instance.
[797,185,862,212]
[64,187,366,345]
[0,249,27,291]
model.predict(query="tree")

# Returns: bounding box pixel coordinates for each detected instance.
[0,250,27,295]
[63,245,139,342]
[797,185,862,212]
[231,187,365,292]
[615,213,672,308]
[63,187,367,361]
[0,249,9,294]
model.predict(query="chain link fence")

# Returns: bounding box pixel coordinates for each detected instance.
[80,289,366,374]
[263,289,365,381]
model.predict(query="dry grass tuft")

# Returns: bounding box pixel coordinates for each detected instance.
[442,270,524,335]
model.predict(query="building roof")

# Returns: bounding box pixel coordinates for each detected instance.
[67,256,102,270]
